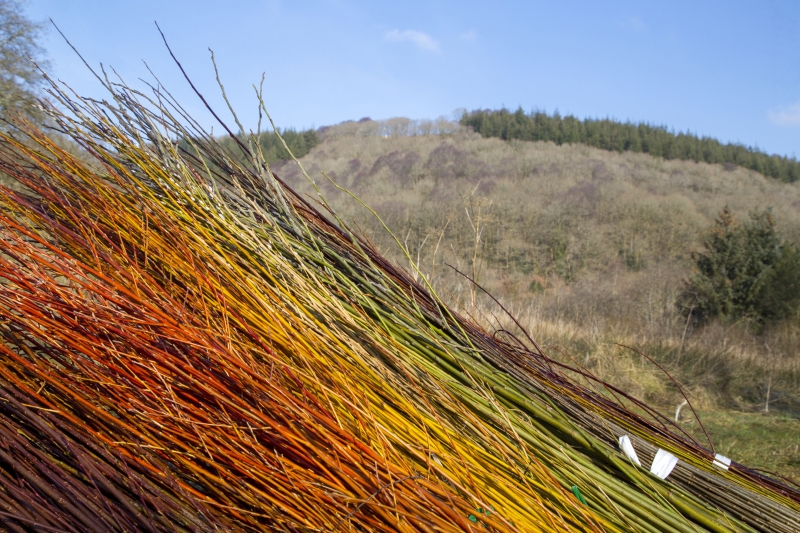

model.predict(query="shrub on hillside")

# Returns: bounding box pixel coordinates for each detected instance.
[682,207,800,323]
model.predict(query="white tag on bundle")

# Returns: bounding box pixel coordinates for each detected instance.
[712,453,731,471]
[650,449,678,479]
[618,435,642,466]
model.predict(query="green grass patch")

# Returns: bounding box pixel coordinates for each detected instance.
[684,410,800,482]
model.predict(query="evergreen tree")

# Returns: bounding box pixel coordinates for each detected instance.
[757,243,800,321]
[682,207,799,323]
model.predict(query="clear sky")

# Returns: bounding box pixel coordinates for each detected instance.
[25,0,800,158]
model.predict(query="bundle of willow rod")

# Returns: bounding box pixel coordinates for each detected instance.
[0,62,797,533]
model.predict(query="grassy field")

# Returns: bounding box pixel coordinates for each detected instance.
[271,118,800,480]
[686,411,800,481]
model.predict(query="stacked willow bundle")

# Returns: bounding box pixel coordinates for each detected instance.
[0,61,798,532]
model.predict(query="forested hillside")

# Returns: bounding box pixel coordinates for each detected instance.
[461,108,800,183]
[270,119,800,470]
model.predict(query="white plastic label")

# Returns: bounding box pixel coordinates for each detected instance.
[650,449,678,479]
[618,435,642,466]
[712,454,731,471]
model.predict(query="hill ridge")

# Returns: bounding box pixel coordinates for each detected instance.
[461,108,800,183]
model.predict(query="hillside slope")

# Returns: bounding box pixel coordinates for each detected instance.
[274,119,800,296]
[273,120,800,474]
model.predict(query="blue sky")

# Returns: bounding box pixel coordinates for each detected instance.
[25,0,800,158]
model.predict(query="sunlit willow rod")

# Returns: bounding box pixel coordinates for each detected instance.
[0,53,797,533]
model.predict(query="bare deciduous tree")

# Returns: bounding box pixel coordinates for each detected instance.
[0,0,47,126]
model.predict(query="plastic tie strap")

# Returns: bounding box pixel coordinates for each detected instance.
[618,435,641,466]
[650,449,678,479]
[712,453,731,471]
[570,485,587,505]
